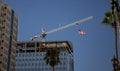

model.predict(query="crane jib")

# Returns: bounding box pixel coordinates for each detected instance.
[46,16,93,35]
[31,16,93,41]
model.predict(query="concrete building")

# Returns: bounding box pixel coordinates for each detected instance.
[0,1,18,71]
[15,41,74,71]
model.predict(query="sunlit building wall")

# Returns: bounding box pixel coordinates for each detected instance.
[0,1,18,71]
[15,41,74,71]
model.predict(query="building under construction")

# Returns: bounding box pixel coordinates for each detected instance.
[15,41,74,71]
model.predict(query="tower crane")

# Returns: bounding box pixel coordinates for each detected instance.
[30,16,93,41]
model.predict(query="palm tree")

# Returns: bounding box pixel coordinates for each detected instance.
[44,48,60,71]
[102,12,115,28]
[102,11,119,71]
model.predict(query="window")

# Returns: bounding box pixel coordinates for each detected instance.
[19,54,21,57]
[1,47,3,49]
[6,15,11,22]
[36,53,38,56]
[59,67,62,70]
[26,43,35,47]
[29,54,31,57]
[63,67,66,70]
[4,6,7,9]
[36,58,39,61]
[21,64,23,66]
[26,54,28,57]
[63,62,66,65]
[29,59,31,61]
[39,54,42,56]
[56,67,58,70]
[64,53,66,56]
[33,58,35,61]
[42,68,44,71]
[35,63,37,66]
[23,54,24,57]
[42,63,44,66]
[17,43,25,47]
[18,63,20,66]
[0,54,2,56]
[25,63,27,66]
[2,40,4,43]
[32,63,34,66]
[45,68,48,70]
[28,63,30,66]
[33,54,34,57]
[39,63,41,66]
[7,9,11,15]
[64,57,66,60]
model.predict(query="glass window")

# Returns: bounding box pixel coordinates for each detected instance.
[26,54,28,57]
[63,62,66,65]
[6,14,10,22]
[33,59,35,61]
[28,63,30,66]
[29,54,31,56]
[39,54,41,56]
[42,68,44,70]
[7,9,11,15]
[32,63,34,66]
[19,54,21,57]
[29,59,31,61]
[46,68,48,70]
[36,53,38,56]
[23,54,24,57]
[63,67,66,70]
[42,63,44,66]
[64,53,66,56]
[26,43,35,47]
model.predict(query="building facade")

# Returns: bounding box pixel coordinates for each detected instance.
[15,41,74,71]
[0,2,18,71]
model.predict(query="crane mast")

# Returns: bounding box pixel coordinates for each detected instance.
[31,16,93,41]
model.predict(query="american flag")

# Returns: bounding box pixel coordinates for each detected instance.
[78,30,86,35]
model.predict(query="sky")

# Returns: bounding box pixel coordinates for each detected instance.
[3,0,120,71]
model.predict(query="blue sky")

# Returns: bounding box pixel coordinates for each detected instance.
[4,0,120,71]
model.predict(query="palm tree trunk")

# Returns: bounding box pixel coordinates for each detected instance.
[114,22,119,71]
[53,66,55,71]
